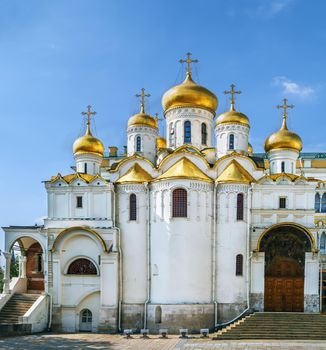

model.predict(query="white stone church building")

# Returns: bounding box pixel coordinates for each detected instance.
[2,54,326,333]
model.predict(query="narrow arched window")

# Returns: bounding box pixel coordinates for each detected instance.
[320,233,326,255]
[155,306,162,323]
[315,193,321,213]
[136,136,141,152]
[172,188,187,218]
[84,163,88,174]
[201,123,207,145]
[229,134,234,150]
[237,193,244,221]
[322,194,326,213]
[67,258,97,275]
[281,161,285,173]
[129,193,137,221]
[236,254,243,276]
[184,121,191,143]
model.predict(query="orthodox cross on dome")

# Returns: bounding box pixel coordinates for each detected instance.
[276,97,294,119]
[179,52,198,76]
[224,84,241,110]
[81,105,96,134]
[136,88,150,113]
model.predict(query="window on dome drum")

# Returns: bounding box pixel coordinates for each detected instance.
[169,123,174,145]
[172,188,187,218]
[76,196,83,208]
[322,194,326,213]
[315,193,321,213]
[136,136,141,152]
[84,163,87,174]
[229,134,234,150]
[321,233,326,255]
[67,258,97,275]
[184,121,191,143]
[236,193,244,220]
[236,254,243,276]
[201,123,207,145]
[279,197,286,209]
[129,193,137,221]
[281,161,285,173]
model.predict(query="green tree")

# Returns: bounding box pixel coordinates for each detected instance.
[0,266,4,292]
[10,251,19,278]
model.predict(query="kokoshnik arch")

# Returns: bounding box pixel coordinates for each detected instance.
[2,53,326,333]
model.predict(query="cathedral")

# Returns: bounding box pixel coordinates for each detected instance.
[2,53,326,334]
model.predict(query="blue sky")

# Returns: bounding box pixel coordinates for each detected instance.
[0,0,326,230]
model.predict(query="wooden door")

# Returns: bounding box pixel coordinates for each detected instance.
[264,258,304,312]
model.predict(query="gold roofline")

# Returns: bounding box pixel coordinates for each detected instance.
[115,163,153,184]
[216,160,255,184]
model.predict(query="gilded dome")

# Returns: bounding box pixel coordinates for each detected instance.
[73,124,105,157]
[216,105,249,127]
[264,117,302,153]
[162,73,218,115]
[128,112,158,129]
[157,136,167,149]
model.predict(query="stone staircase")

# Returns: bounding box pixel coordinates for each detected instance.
[215,312,326,340]
[0,293,40,324]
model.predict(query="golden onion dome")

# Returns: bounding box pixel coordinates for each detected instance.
[73,124,105,158]
[216,104,249,127]
[162,72,218,115]
[264,116,302,153]
[157,136,167,149]
[128,112,158,129]
[248,142,253,155]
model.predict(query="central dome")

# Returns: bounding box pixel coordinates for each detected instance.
[162,73,218,115]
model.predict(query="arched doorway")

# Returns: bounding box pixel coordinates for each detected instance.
[79,309,92,332]
[9,237,44,293]
[259,224,313,312]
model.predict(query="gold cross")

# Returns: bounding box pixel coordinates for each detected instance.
[136,88,150,113]
[81,105,96,127]
[276,98,294,118]
[179,52,198,75]
[224,84,241,108]
[155,112,163,123]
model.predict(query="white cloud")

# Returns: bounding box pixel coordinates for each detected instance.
[272,76,315,99]
[246,0,293,19]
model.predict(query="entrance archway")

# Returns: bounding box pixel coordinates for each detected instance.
[9,237,44,293]
[258,224,312,312]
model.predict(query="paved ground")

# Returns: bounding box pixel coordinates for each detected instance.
[0,333,326,350]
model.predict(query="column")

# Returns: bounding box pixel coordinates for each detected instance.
[3,252,11,294]
[19,255,27,278]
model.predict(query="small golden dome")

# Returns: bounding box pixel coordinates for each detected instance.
[248,143,253,155]
[162,73,218,115]
[128,112,158,129]
[73,124,104,157]
[157,136,167,149]
[216,104,249,127]
[264,116,302,153]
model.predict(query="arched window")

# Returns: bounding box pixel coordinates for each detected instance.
[322,194,326,213]
[84,163,88,174]
[67,258,97,275]
[201,123,207,145]
[155,306,162,324]
[228,134,234,150]
[320,233,326,255]
[129,193,137,221]
[281,161,285,173]
[136,136,141,152]
[236,254,243,276]
[172,188,187,218]
[315,193,321,213]
[184,121,191,143]
[237,193,244,221]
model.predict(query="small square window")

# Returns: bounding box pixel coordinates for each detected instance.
[279,197,286,209]
[76,196,83,208]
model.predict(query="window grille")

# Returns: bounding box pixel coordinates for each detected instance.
[129,193,137,221]
[237,193,244,220]
[67,258,97,275]
[229,134,234,150]
[236,254,243,276]
[184,121,191,143]
[201,123,207,145]
[172,188,187,218]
